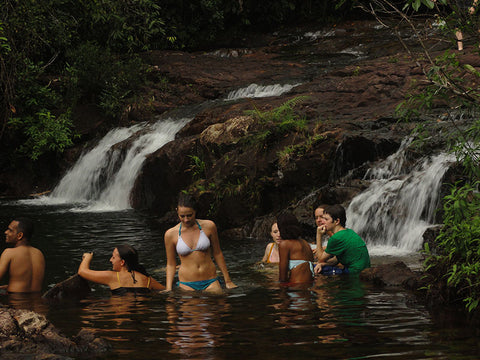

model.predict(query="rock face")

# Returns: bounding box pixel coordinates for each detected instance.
[0,305,109,359]
[131,47,423,231]
[128,20,452,232]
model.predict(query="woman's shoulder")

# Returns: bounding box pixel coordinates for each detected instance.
[165,224,180,237]
[197,219,216,229]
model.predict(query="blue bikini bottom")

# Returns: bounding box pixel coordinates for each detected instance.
[177,277,219,290]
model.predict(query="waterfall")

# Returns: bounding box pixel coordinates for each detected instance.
[346,138,456,255]
[225,83,301,101]
[39,118,189,211]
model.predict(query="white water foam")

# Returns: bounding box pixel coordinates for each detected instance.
[346,139,456,256]
[25,118,189,212]
[225,83,301,101]
[303,30,336,40]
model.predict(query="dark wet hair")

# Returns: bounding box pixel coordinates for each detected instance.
[313,203,329,217]
[116,245,149,283]
[277,211,302,240]
[324,204,346,227]
[14,217,34,241]
[177,192,198,211]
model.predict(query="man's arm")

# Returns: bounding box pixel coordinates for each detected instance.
[315,251,335,274]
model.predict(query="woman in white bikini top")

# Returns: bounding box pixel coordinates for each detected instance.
[176,221,211,256]
[164,193,237,292]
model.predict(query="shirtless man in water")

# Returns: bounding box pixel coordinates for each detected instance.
[0,218,45,293]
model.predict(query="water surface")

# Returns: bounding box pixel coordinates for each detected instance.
[0,201,478,360]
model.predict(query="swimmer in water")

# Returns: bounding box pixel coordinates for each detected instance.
[164,192,237,293]
[78,245,165,295]
[0,218,45,293]
[277,211,315,284]
[261,222,282,263]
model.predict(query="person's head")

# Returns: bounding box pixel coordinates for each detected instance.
[323,204,346,230]
[176,192,198,226]
[270,222,281,244]
[313,204,329,227]
[276,212,302,240]
[111,245,148,276]
[5,217,34,245]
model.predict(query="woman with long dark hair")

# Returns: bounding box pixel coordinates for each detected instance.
[78,244,164,294]
[277,212,315,284]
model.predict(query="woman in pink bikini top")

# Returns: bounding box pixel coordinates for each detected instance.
[164,193,237,292]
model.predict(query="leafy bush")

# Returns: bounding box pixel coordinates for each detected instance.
[424,183,480,311]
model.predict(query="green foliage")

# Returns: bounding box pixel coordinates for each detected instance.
[9,110,76,160]
[423,183,480,311]
[65,42,145,115]
[188,155,207,181]
[0,21,10,54]
[277,133,326,168]
[245,96,309,149]
[1,0,167,161]
[83,0,169,53]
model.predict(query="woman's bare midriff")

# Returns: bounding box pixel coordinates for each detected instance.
[178,252,217,282]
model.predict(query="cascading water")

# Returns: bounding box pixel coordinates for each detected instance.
[346,138,456,255]
[40,118,189,211]
[225,83,301,101]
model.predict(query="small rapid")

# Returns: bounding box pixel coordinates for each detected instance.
[32,118,189,212]
[346,138,456,256]
[225,83,301,101]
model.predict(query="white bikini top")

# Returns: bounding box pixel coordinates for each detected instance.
[176,221,211,256]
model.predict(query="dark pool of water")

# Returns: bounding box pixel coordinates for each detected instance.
[0,201,479,359]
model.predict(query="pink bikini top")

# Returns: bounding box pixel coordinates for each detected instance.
[176,221,211,256]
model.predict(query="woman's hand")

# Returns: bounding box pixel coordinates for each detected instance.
[82,252,93,261]
[225,280,238,289]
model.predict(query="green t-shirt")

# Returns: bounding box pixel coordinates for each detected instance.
[325,228,370,274]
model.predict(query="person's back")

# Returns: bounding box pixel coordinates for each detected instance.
[4,246,45,293]
[1,218,46,293]
[277,212,315,284]
[280,239,314,283]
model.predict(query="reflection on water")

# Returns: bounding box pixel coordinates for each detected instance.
[0,201,479,359]
[166,294,229,359]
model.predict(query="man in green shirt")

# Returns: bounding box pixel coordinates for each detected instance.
[315,204,370,275]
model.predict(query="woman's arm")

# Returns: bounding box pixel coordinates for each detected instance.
[164,228,178,291]
[149,276,166,291]
[207,220,237,289]
[278,241,290,282]
[77,252,115,287]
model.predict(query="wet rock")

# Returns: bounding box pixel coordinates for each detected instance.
[42,274,91,302]
[0,305,109,359]
[360,261,420,287]
[199,115,255,147]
